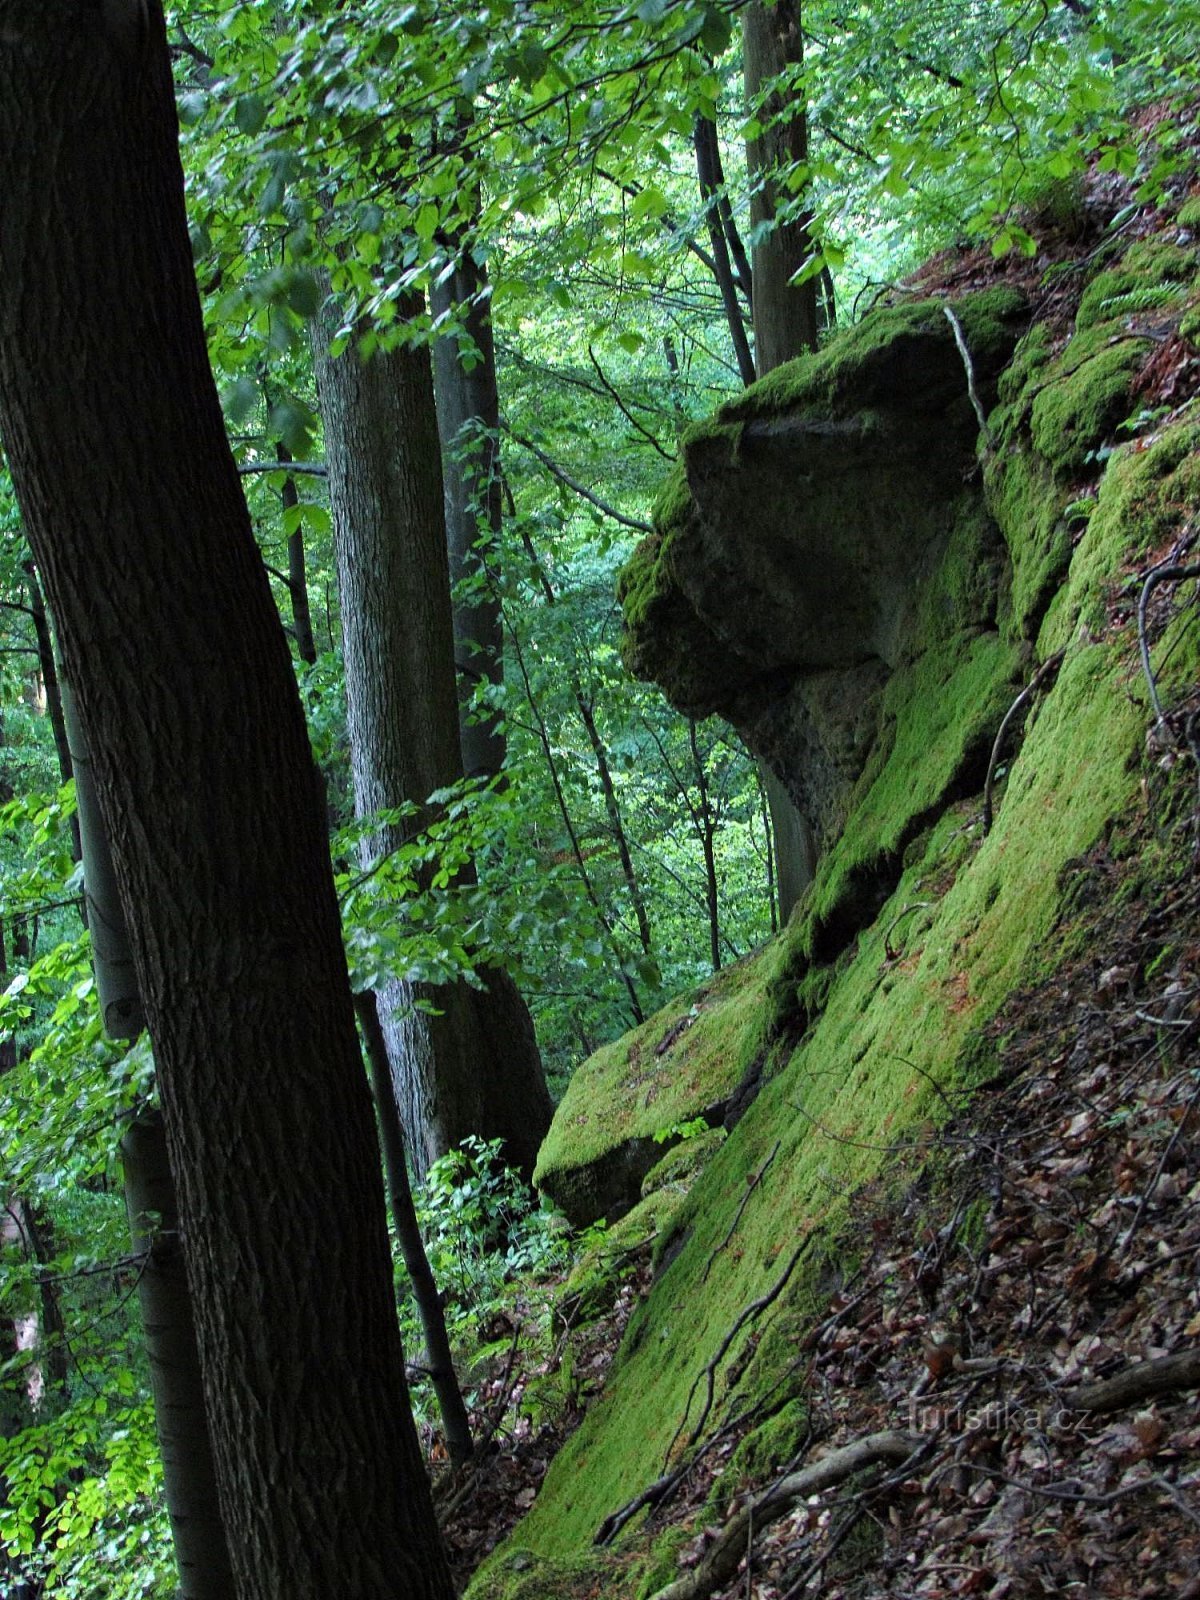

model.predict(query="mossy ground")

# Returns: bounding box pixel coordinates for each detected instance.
[498,636,1144,1576]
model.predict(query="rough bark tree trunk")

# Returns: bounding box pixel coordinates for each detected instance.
[0,9,454,1596]
[312,287,552,1182]
[65,678,235,1597]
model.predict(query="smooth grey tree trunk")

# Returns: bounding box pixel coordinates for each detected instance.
[312,288,552,1182]
[0,9,454,1595]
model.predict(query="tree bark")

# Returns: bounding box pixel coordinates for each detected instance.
[0,8,453,1596]
[123,1112,236,1600]
[743,0,820,372]
[66,677,235,1597]
[312,287,552,1182]
[431,247,506,782]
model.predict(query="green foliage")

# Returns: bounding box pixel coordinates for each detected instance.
[414,1136,570,1329]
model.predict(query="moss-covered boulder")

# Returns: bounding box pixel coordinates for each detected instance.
[534,947,774,1226]
[619,287,1027,852]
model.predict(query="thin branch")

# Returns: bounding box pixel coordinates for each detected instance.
[644,1431,922,1600]
[237,460,328,478]
[587,345,675,461]
[503,424,653,533]
[983,650,1065,834]
[942,304,995,447]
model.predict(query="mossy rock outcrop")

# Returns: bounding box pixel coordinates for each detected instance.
[618,286,1028,853]
[534,946,773,1226]
[486,233,1199,1600]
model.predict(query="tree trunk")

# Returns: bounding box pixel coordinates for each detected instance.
[276,442,317,666]
[688,721,722,973]
[123,1113,236,1600]
[431,251,506,781]
[312,287,552,1183]
[66,677,235,1597]
[743,0,820,372]
[354,990,473,1467]
[0,9,453,1596]
[693,114,757,386]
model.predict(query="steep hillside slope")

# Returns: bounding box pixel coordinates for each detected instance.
[468,197,1200,1600]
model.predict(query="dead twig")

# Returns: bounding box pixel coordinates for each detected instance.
[942,304,996,449]
[643,1430,922,1600]
[1137,558,1200,733]
[1059,1345,1200,1414]
[703,1141,780,1283]
[982,650,1065,834]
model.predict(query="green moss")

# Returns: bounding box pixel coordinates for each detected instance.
[1076,239,1199,331]
[913,498,1007,646]
[509,601,1142,1568]
[995,320,1054,410]
[617,531,671,638]
[516,250,1170,1592]
[534,948,774,1204]
[719,287,1027,425]
[795,632,1019,963]
[464,1549,634,1600]
[987,443,1074,640]
[724,1399,808,1494]
[1029,331,1150,476]
[641,1128,726,1199]
[986,319,1170,639]
[1039,416,1200,654]
[1178,196,1200,229]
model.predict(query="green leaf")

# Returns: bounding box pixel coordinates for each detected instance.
[285,270,321,319]
[699,5,732,55]
[234,95,266,137]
